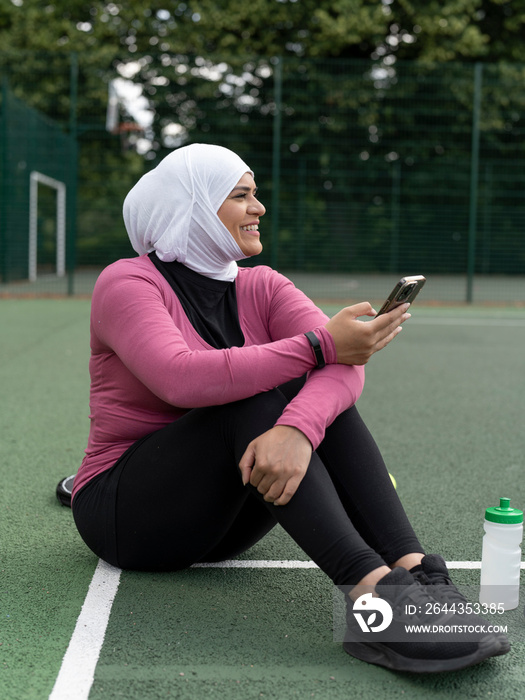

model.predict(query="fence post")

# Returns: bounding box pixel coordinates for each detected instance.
[67,51,79,296]
[466,62,482,303]
[0,77,8,283]
[271,57,282,270]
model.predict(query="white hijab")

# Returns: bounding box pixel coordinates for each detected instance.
[123,143,254,281]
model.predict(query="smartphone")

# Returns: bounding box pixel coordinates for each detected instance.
[375,275,426,317]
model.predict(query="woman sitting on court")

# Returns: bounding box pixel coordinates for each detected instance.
[71,143,509,673]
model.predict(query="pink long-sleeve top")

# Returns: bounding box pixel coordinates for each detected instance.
[72,255,365,500]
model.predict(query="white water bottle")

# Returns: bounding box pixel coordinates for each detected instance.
[479,497,523,610]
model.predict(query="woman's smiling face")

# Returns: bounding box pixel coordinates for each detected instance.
[217,172,266,257]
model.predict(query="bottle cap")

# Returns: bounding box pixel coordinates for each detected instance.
[485,497,523,524]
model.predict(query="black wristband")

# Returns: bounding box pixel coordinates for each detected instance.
[304,331,326,369]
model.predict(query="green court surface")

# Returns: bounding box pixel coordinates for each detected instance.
[2,298,525,699]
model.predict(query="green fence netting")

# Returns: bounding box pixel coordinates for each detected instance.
[0,53,523,303]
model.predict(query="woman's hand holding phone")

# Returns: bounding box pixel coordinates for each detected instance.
[324,275,424,365]
[324,301,410,365]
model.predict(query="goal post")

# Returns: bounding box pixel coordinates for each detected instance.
[28,171,66,282]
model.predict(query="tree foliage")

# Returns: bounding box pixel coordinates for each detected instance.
[2,0,525,62]
[2,0,525,131]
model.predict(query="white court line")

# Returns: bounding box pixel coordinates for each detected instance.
[192,559,320,568]
[49,557,522,699]
[195,560,525,569]
[49,559,122,700]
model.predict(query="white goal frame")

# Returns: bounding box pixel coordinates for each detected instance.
[28,171,66,282]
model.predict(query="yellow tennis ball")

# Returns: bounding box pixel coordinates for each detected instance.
[389,473,397,489]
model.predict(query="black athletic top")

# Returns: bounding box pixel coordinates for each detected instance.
[148,252,245,350]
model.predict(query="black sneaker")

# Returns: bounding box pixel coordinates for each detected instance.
[56,475,75,508]
[414,554,510,656]
[343,567,507,673]
[413,554,469,604]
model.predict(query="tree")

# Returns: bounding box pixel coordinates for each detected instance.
[2,0,525,131]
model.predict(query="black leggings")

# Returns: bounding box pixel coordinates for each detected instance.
[73,379,424,585]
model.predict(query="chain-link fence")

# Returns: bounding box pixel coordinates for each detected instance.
[0,52,524,303]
